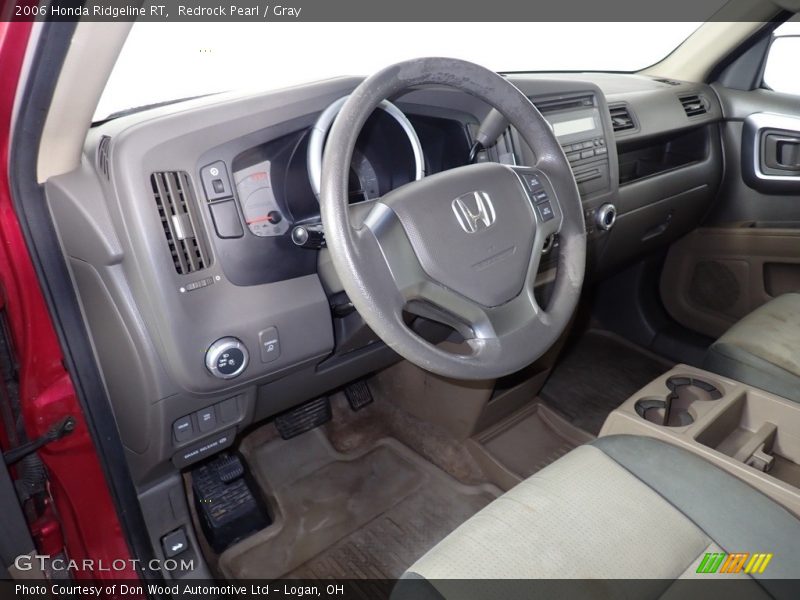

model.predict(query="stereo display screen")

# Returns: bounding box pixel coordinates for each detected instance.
[552,116,596,137]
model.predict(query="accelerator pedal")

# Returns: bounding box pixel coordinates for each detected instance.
[344,380,374,412]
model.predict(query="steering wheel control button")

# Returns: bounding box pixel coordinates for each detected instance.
[201,161,233,202]
[258,327,281,363]
[533,190,549,203]
[205,337,249,379]
[521,173,541,191]
[161,528,189,558]
[173,416,194,443]
[536,202,555,222]
[197,406,217,433]
[209,200,244,239]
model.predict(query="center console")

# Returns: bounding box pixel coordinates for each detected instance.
[601,365,800,516]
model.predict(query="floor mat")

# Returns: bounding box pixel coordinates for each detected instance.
[219,429,499,580]
[475,403,593,481]
[540,329,673,436]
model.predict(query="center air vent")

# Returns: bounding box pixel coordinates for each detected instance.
[609,104,635,133]
[150,172,209,275]
[680,94,708,117]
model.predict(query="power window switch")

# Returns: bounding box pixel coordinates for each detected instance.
[197,407,217,433]
[173,416,194,443]
[161,528,188,558]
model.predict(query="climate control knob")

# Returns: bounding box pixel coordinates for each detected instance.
[205,337,249,380]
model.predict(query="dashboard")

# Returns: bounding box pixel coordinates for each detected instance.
[47,72,723,484]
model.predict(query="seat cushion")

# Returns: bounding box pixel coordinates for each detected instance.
[395,436,800,599]
[704,293,800,403]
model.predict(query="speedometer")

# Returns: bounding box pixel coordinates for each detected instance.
[234,160,291,238]
[306,96,425,202]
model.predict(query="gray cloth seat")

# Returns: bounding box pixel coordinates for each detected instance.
[704,292,800,403]
[395,435,800,599]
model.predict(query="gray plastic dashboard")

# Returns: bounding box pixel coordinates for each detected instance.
[45,71,723,485]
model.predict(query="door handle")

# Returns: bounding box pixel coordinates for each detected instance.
[764,133,800,172]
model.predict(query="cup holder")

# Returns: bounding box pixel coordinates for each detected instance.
[635,376,723,428]
[665,376,722,400]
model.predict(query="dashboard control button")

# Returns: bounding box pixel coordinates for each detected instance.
[205,337,249,380]
[266,211,283,224]
[580,149,594,160]
[258,327,281,363]
[162,528,188,558]
[218,397,240,424]
[201,161,233,201]
[209,200,244,239]
[173,416,194,443]
[537,202,555,222]
[197,406,217,433]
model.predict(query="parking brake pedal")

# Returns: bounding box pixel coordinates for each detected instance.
[191,453,270,553]
[344,380,374,412]
[274,396,331,439]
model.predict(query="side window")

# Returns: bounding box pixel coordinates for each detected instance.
[763,22,800,96]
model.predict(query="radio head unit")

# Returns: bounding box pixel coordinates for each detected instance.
[533,94,611,197]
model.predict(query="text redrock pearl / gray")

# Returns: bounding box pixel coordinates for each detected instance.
[177,4,303,18]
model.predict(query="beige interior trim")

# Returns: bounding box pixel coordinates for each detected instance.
[36,21,132,183]
[601,364,800,517]
[641,0,784,82]
[642,22,766,82]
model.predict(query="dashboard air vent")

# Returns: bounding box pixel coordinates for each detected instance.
[609,104,635,133]
[150,171,209,275]
[97,136,111,179]
[680,94,708,117]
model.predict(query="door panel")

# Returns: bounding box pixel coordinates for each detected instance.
[660,68,800,338]
[661,227,800,338]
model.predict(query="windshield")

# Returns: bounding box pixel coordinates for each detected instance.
[95,22,701,122]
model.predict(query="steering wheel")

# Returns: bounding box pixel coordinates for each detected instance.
[320,58,586,380]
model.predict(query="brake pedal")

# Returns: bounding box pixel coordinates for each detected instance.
[344,380,374,412]
[274,396,331,439]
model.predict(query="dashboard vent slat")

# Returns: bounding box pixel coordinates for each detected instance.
[97,136,111,179]
[150,171,209,275]
[609,104,635,133]
[680,94,708,117]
